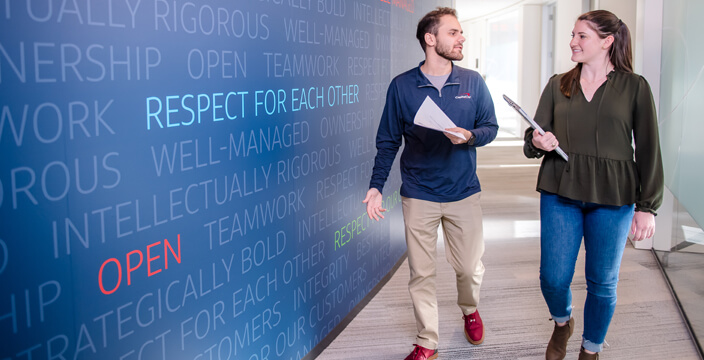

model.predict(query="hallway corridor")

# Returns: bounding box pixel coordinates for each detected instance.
[317,142,700,359]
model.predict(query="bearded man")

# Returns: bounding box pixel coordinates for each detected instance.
[363,7,498,360]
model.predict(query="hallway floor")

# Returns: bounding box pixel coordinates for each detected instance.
[316,142,700,359]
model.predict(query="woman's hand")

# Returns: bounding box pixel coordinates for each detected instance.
[630,211,655,241]
[532,130,560,152]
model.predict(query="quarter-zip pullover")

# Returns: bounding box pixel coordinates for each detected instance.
[370,62,499,202]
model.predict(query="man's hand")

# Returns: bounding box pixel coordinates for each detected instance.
[444,127,472,145]
[532,130,559,152]
[630,211,655,241]
[363,188,387,221]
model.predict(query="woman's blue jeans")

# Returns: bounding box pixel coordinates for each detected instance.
[540,192,634,353]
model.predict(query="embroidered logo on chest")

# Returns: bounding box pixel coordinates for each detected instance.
[455,93,472,99]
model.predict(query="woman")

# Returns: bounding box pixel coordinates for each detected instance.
[523,10,664,360]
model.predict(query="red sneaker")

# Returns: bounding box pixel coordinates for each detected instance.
[463,310,484,345]
[404,344,438,360]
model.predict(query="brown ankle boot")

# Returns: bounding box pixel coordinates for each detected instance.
[545,317,574,360]
[578,347,599,360]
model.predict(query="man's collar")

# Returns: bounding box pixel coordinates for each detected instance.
[417,61,460,86]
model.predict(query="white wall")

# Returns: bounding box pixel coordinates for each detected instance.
[634,0,666,250]
[459,19,486,72]
[554,0,587,73]
[599,0,637,37]
[518,4,544,128]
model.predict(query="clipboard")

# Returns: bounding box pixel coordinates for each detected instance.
[503,94,568,162]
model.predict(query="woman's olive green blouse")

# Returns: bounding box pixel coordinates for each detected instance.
[523,70,664,214]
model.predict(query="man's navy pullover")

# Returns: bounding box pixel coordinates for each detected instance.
[369,62,498,202]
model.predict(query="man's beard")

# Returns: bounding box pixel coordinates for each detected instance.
[436,41,463,61]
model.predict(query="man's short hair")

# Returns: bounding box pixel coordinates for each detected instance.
[416,7,458,52]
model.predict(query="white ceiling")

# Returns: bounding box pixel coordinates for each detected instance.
[454,0,543,21]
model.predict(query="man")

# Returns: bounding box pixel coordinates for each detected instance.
[363,7,498,360]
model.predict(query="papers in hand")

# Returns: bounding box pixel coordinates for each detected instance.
[413,96,467,140]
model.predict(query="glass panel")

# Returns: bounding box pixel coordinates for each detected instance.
[655,197,704,351]
[660,0,704,227]
[657,0,704,354]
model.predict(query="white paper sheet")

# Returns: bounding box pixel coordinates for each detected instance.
[413,96,466,140]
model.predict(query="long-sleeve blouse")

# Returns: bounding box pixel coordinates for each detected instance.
[523,70,664,214]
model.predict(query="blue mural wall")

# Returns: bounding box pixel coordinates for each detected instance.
[0,0,449,359]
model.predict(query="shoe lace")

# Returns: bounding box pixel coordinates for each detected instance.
[464,314,476,323]
[410,345,423,360]
[410,345,434,360]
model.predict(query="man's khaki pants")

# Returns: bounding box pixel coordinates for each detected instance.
[402,193,485,350]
